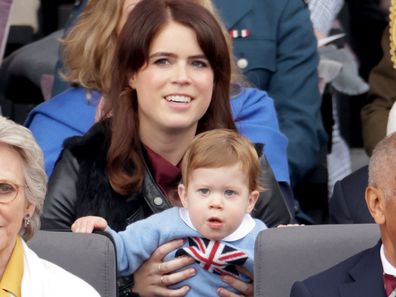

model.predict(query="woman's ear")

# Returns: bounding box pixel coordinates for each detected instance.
[25,201,35,218]
[128,75,136,90]
[178,184,188,208]
[366,186,386,224]
[246,190,259,213]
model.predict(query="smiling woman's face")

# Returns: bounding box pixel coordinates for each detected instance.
[130,21,214,137]
[117,0,141,35]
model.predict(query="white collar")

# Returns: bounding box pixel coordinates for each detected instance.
[381,244,396,276]
[178,207,255,242]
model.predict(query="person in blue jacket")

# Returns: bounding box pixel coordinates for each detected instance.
[25,88,100,176]
[25,0,291,188]
[213,0,327,185]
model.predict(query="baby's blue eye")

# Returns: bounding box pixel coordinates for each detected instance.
[198,188,210,195]
[224,190,236,197]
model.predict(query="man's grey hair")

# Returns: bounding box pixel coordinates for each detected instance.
[368,132,396,198]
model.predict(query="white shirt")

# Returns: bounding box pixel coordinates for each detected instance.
[380,244,396,276]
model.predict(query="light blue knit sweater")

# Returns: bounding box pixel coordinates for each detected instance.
[107,207,267,296]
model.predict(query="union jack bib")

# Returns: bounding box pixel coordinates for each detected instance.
[175,237,248,278]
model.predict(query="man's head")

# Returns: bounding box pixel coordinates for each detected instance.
[178,129,261,240]
[366,132,396,264]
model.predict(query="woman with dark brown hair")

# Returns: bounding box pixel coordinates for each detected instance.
[42,0,291,296]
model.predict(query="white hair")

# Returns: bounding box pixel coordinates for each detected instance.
[368,132,396,198]
[0,116,47,240]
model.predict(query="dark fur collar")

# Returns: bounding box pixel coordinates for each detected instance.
[63,120,146,231]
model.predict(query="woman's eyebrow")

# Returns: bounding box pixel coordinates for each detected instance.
[149,52,176,59]
[149,52,207,60]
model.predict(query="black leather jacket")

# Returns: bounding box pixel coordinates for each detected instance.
[42,121,291,231]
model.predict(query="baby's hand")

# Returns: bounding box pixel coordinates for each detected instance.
[71,216,108,233]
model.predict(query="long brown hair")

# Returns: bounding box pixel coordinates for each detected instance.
[106,0,236,195]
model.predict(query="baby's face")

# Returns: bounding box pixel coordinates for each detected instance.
[178,164,258,240]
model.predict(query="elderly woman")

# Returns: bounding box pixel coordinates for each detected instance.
[0,116,99,296]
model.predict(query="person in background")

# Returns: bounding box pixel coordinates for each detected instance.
[73,129,266,297]
[41,1,291,296]
[329,0,396,224]
[290,131,396,297]
[212,0,327,187]
[329,164,373,224]
[0,116,99,297]
[361,0,396,156]
[309,0,371,201]
[343,0,389,81]
[308,0,344,39]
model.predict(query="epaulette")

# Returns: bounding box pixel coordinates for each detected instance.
[390,0,396,69]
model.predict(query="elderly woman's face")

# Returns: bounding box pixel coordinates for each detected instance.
[0,143,34,254]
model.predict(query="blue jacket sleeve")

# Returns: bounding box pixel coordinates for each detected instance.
[27,112,83,177]
[25,87,98,176]
[231,87,290,183]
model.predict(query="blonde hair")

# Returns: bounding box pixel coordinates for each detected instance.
[61,0,124,94]
[61,0,247,96]
[0,117,47,241]
[181,129,262,192]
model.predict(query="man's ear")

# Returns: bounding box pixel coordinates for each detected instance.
[366,186,386,224]
[178,184,188,208]
[246,190,259,213]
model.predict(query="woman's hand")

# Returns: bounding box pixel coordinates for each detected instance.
[133,239,196,297]
[217,266,253,297]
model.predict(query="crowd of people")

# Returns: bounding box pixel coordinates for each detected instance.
[1,0,396,296]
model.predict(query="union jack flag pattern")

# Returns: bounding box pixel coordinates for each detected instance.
[175,237,248,278]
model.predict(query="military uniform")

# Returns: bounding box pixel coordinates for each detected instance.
[214,0,327,184]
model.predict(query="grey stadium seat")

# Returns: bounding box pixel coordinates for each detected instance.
[254,224,380,297]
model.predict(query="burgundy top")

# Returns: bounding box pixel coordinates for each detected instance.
[144,145,181,205]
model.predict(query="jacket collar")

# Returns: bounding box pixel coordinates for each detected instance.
[21,241,45,296]
[213,0,253,29]
[339,242,386,297]
[142,159,171,214]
